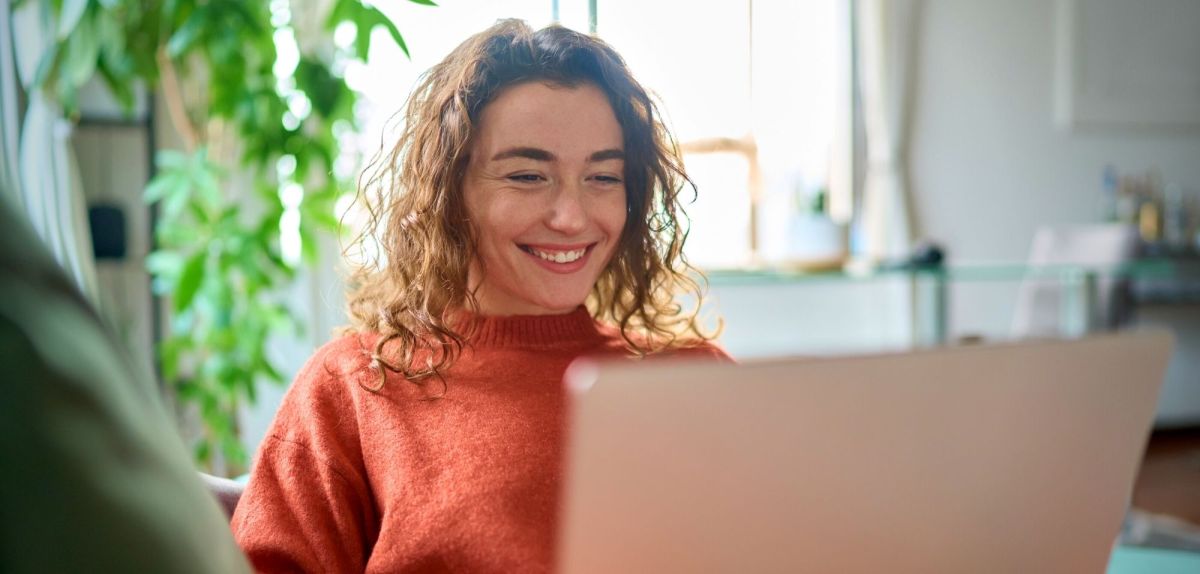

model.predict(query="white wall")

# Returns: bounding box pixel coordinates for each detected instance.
[910,0,1200,336]
[909,0,1200,425]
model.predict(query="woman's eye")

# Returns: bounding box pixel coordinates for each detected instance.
[508,174,545,183]
[591,175,623,185]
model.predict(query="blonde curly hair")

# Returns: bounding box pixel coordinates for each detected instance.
[344,19,717,392]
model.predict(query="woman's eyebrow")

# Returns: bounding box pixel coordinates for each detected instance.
[588,148,625,162]
[491,147,554,162]
[489,147,625,163]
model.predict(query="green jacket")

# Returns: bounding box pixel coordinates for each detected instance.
[0,197,250,573]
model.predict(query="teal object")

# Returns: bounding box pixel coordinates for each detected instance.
[1108,546,1200,574]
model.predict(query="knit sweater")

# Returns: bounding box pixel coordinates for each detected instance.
[231,307,729,573]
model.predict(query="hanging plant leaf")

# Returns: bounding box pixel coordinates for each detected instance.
[62,14,100,89]
[356,4,409,59]
[167,9,208,58]
[174,250,207,313]
[294,57,343,119]
[29,42,61,92]
[56,0,89,40]
[145,249,185,278]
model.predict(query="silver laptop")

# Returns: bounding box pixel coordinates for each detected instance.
[558,330,1173,573]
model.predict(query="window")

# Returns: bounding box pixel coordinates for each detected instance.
[352,0,852,270]
[598,0,852,268]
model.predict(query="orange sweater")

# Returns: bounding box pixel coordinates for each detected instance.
[231,307,728,573]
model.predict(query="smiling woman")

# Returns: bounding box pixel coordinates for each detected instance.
[343,19,722,386]
[464,82,628,316]
[231,19,729,573]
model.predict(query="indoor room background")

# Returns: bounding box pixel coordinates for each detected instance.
[7,0,1199,465]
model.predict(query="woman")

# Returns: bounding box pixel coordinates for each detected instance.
[231,19,728,572]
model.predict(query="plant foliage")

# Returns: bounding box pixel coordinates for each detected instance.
[32,0,435,474]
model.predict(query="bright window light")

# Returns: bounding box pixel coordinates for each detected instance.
[599,0,845,268]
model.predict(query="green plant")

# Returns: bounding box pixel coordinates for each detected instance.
[30,0,435,474]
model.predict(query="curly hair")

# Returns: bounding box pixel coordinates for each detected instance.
[344,19,717,392]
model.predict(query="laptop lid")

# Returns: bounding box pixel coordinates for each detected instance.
[558,330,1173,573]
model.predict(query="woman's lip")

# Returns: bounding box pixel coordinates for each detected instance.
[520,242,596,251]
[520,243,596,273]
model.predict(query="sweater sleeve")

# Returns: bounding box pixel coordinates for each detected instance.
[231,337,379,573]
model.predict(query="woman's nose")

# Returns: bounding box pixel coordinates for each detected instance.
[545,181,588,235]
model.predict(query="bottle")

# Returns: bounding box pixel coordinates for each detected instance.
[1116,174,1140,225]
[1101,163,1119,222]
[1163,183,1187,251]
[1137,173,1162,245]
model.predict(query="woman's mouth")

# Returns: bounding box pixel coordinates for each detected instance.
[519,243,596,272]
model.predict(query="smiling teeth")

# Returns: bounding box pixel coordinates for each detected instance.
[530,248,586,263]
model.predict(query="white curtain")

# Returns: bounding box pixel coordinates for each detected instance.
[857,0,920,263]
[0,0,20,204]
[4,0,99,301]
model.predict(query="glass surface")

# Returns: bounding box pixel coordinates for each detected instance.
[702,258,1190,286]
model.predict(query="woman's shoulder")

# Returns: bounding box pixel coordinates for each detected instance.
[284,331,383,403]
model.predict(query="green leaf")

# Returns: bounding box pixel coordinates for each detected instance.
[221,437,248,469]
[174,250,207,313]
[325,0,354,29]
[29,42,60,91]
[194,440,211,465]
[294,57,344,119]
[55,81,80,115]
[155,221,202,248]
[156,149,189,171]
[408,0,437,5]
[95,59,135,112]
[166,7,207,58]
[220,0,266,36]
[143,172,182,204]
[160,185,192,221]
[167,306,194,337]
[191,162,222,208]
[56,0,88,40]
[94,8,124,61]
[303,205,341,231]
[159,337,186,382]
[145,249,185,277]
[259,357,284,385]
[353,5,410,60]
[371,9,410,58]
[62,14,100,88]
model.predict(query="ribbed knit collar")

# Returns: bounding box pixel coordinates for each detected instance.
[464,305,605,349]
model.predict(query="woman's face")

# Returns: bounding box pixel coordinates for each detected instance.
[463,81,627,316]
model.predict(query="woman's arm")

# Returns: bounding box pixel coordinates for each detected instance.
[231,338,379,573]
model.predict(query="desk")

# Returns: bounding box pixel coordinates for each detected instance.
[706,259,1200,425]
[707,257,1199,346]
[1108,546,1200,573]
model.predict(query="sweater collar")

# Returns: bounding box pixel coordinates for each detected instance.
[463,305,604,348]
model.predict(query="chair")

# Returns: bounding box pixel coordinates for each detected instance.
[1011,224,1138,339]
[200,472,245,520]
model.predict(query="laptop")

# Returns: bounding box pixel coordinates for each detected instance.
[558,330,1173,573]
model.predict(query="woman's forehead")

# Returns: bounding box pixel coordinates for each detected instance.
[472,82,624,159]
